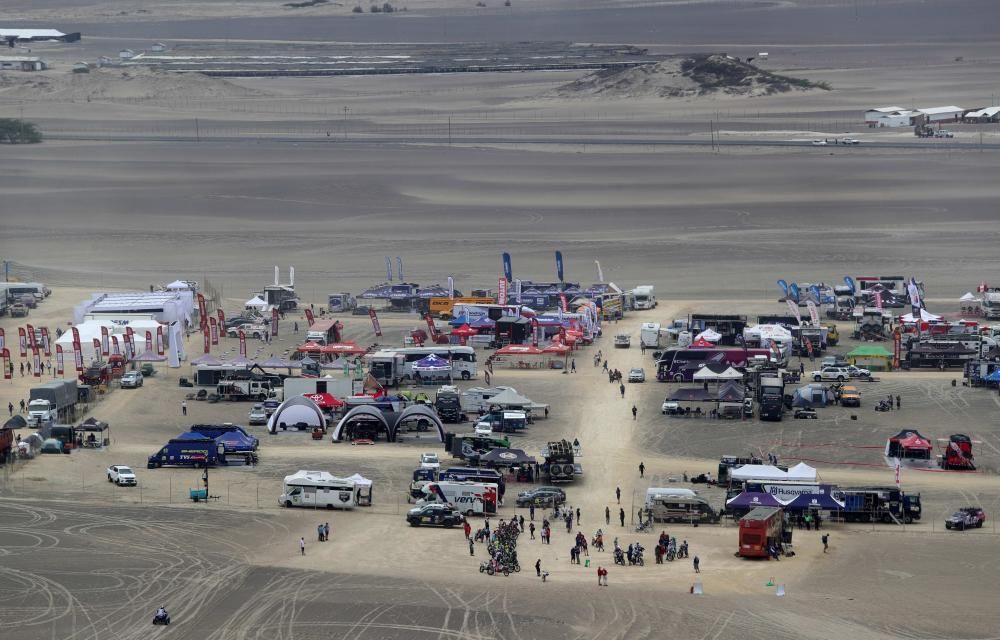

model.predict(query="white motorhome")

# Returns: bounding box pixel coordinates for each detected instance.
[459,386,517,413]
[632,285,656,310]
[640,322,662,348]
[417,481,499,515]
[644,487,698,509]
[283,376,356,400]
[279,470,358,509]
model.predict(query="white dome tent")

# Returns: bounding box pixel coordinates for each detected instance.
[267,395,326,433]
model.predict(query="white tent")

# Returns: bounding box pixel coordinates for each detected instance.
[165,280,191,290]
[899,309,942,323]
[785,462,818,482]
[959,292,978,302]
[347,473,374,505]
[267,395,326,433]
[245,296,267,311]
[693,364,744,381]
[744,324,794,345]
[694,328,721,343]
[486,388,534,407]
[729,464,790,481]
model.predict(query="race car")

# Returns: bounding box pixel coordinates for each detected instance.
[945,507,986,531]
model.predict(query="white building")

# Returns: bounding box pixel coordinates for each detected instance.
[965,106,1000,123]
[914,106,964,123]
[0,56,47,71]
[864,106,913,128]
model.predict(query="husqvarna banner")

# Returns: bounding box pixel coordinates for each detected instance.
[271,308,279,337]
[55,345,63,376]
[806,300,820,326]
[555,250,564,282]
[502,252,512,282]
[1,348,9,379]
[100,325,110,356]
[369,308,382,337]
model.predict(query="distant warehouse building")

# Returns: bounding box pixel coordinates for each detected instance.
[913,106,964,123]
[0,28,81,43]
[965,106,1000,123]
[0,56,47,71]
[864,106,913,128]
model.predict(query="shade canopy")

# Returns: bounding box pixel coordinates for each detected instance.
[259,355,291,368]
[132,350,167,362]
[413,354,450,371]
[496,345,543,356]
[959,292,978,302]
[899,309,941,322]
[451,324,477,337]
[691,337,715,348]
[479,448,536,466]
[190,354,222,366]
[303,392,345,409]
[542,342,571,354]
[694,328,721,342]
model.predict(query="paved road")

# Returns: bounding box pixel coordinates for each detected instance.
[44,133,1000,150]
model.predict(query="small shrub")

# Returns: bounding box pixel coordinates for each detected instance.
[352,4,363,11]
[0,118,42,144]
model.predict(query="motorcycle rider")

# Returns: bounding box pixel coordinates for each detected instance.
[155,606,169,622]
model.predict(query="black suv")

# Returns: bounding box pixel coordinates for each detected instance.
[515,486,567,508]
[406,503,464,528]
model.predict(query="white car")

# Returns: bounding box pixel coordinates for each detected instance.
[227,323,266,339]
[120,371,143,388]
[840,138,860,145]
[628,368,646,383]
[811,139,829,146]
[419,452,441,469]
[474,422,493,436]
[248,404,268,425]
[811,365,870,382]
[107,465,137,486]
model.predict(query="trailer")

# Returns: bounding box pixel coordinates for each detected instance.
[835,487,921,524]
[738,506,785,558]
[542,439,581,484]
[147,435,227,468]
[640,322,661,349]
[632,285,657,310]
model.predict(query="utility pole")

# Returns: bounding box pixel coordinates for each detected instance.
[448,116,452,146]
[194,118,200,142]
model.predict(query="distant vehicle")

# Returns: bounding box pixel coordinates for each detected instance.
[945,507,985,530]
[811,139,829,146]
[628,368,646,383]
[248,404,268,425]
[812,365,870,382]
[631,285,657,310]
[614,335,631,348]
[793,408,818,419]
[227,323,266,339]
[839,385,861,407]
[420,452,441,469]
[662,400,680,415]
[474,422,493,436]
[820,355,848,369]
[933,130,954,138]
[840,138,860,145]
[107,465,137,486]
[9,302,28,318]
[120,371,144,389]
[406,503,464,528]
[515,486,567,508]
[352,306,372,316]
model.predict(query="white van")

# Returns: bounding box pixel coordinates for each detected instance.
[279,470,357,509]
[417,481,498,515]
[460,386,517,413]
[644,487,698,509]
[647,495,719,524]
[306,331,328,345]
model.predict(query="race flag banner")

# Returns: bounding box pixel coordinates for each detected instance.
[531,318,540,347]
[55,345,64,376]
[806,300,820,326]
[203,327,211,354]
[874,290,883,311]
[271,307,279,337]
[895,461,901,488]
[305,308,315,326]
[33,347,41,377]
[72,326,81,345]
[498,277,508,305]
[555,250,564,282]
[560,293,569,312]
[515,279,522,304]
[217,308,225,327]
[238,330,247,357]
[111,335,121,356]
[92,338,102,356]
[18,327,27,357]
[892,329,902,370]
[197,293,208,328]
[369,308,382,337]
[397,256,404,282]
[26,324,36,350]
[156,326,165,356]
[0,327,4,351]
[40,327,50,356]
[785,299,801,324]
[1,348,10,379]
[145,331,153,354]
[73,342,84,371]
[209,317,219,345]
[448,276,455,300]
[385,256,393,281]
[101,325,110,356]
[502,252,513,282]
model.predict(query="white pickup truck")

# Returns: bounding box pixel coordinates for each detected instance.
[811,365,870,382]
[227,323,267,339]
[107,465,138,486]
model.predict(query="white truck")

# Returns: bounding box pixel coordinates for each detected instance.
[28,380,78,425]
[215,380,277,401]
[640,322,662,348]
[984,292,1000,320]
[632,285,657,310]
[107,465,138,487]
[417,481,499,516]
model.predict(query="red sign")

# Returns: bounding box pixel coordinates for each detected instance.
[238,330,247,357]
[203,327,211,354]
[197,293,208,327]
[305,308,315,327]
[217,308,225,327]
[156,326,165,356]
[32,347,41,378]
[145,331,153,354]
[100,325,110,356]
[18,327,27,357]
[369,308,382,337]
[1,348,10,379]
[892,329,901,370]
[498,277,508,305]
[560,293,568,312]
[111,335,121,356]
[271,307,279,337]
[26,324,36,350]
[210,317,219,345]
[73,342,83,371]
[55,345,64,376]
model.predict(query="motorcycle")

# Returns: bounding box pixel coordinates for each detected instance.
[613,548,626,566]
[875,400,892,412]
[631,544,645,566]
[479,560,509,577]
[153,611,171,626]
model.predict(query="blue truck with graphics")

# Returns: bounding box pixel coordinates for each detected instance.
[147,432,227,468]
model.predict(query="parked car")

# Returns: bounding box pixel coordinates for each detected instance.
[812,365,870,382]
[9,303,28,318]
[840,138,860,145]
[945,507,986,530]
[839,385,861,407]
[120,371,144,388]
[248,404,268,425]
[793,408,818,419]
[934,130,954,138]
[352,306,372,316]
[614,334,631,348]
[515,486,567,508]
[420,452,441,469]
[406,503,464,528]
[474,422,493,436]
[820,355,848,369]
[662,400,680,415]
[107,465,138,486]
[628,368,646,383]
[227,323,266,339]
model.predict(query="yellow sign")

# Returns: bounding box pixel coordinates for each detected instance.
[429,297,497,318]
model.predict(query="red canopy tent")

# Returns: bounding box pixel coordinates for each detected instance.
[542,343,571,354]
[450,324,477,345]
[297,341,324,352]
[886,429,933,460]
[303,392,345,409]
[321,342,366,356]
[496,344,544,356]
[691,337,715,348]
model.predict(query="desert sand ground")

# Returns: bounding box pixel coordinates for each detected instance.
[3,0,1000,637]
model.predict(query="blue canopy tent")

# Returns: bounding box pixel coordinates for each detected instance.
[985,369,1000,382]
[726,492,782,509]
[412,354,451,382]
[448,314,471,327]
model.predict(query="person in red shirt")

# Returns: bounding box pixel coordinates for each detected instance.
[463,520,472,539]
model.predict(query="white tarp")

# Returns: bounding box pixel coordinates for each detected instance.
[55,317,184,367]
[245,296,267,311]
[744,324,794,345]
[959,292,978,302]
[694,328,721,342]
[693,365,743,381]
[899,309,942,323]
[165,280,191,290]
[731,463,818,483]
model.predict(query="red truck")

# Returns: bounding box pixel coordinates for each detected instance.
[738,506,785,558]
[0,427,13,463]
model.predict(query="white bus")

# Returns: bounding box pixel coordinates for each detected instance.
[372,346,478,381]
[0,282,49,302]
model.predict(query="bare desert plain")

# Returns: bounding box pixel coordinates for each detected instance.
[2,0,1000,638]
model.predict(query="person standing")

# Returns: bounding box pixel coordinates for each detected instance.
[7,402,12,417]
[616,486,621,504]
[535,559,542,577]
[693,556,700,573]
[632,404,637,421]
[19,399,25,413]
[619,383,626,399]
[317,523,325,542]
[519,514,525,531]
[529,522,536,539]
[605,506,610,525]
[181,400,188,416]
[571,359,576,373]
[822,533,829,553]
[887,394,893,411]
[324,522,330,541]
[19,362,24,376]
[895,395,901,410]
[529,504,535,521]
[639,462,645,478]
[299,537,306,555]
[576,507,581,525]
[619,507,625,527]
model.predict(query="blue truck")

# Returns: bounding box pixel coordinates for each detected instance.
[836,487,921,524]
[147,433,227,469]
